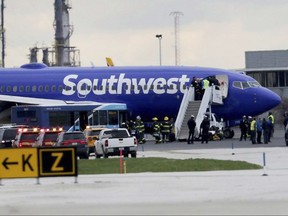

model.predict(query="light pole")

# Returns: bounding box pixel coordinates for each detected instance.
[155,34,162,66]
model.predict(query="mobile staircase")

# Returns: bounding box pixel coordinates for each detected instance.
[175,85,224,141]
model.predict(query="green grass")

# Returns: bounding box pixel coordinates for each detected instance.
[78,157,262,175]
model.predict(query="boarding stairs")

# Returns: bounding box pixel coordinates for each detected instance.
[175,85,223,140]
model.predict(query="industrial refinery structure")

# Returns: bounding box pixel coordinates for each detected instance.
[0,0,80,67]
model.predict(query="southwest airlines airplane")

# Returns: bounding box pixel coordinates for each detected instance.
[0,63,281,125]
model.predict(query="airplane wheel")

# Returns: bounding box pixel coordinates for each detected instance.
[223,128,234,139]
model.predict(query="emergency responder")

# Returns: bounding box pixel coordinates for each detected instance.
[187,115,196,144]
[152,117,162,144]
[268,112,274,138]
[201,77,210,96]
[161,116,172,143]
[239,115,248,141]
[191,76,202,100]
[128,120,136,136]
[200,115,210,144]
[135,116,145,144]
[250,117,257,144]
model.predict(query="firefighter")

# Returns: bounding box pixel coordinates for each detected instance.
[161,116,172,143]
[152,117,162,144]
[135,116,145,144]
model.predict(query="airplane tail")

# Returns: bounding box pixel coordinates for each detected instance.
[106,57,114,67]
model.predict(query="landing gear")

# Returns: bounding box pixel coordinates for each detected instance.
[223,128,234,139]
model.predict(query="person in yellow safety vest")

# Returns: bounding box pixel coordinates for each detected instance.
[201,78,210,96]
[161,116,172,143]
[135,115,145,144]
[250,117,257,144]
[268,112,274,138]
[152,117,162,144]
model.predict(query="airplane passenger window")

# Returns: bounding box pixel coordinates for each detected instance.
[169,84,174,89]
[144,85,148,90]
[150,85,154,90]
[45,85,49,92]
[13,86,17,92]
[0,86,4,92]
[38,86,43,92]
[6,86,11,92]
[93,85,97,91]
[58,85,63,92]
[25,86,30,92]
[111,85,116,90]
[51,85,56,92]
[87,85,91,91]
[19,86,24,92]
[65,85,72,91]
[32,85,37,92]
[157,84,162,89]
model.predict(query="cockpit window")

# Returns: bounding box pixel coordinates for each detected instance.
[242,82,249,89]
[248,81,261,87]
[233,81,261,89]
[233,81,242,88]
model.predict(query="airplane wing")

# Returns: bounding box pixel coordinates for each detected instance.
[0,94,104,106]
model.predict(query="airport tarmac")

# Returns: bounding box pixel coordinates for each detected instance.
[1,128,288,215]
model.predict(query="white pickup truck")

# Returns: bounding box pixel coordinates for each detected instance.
[94,128,138,158]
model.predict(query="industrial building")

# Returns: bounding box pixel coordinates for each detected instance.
[244,50,288,99]
[243,50,288,123]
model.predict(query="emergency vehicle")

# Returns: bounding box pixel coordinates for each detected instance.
[12,128,40,148]
[35,128,63,147]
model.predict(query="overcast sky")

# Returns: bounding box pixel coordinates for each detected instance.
[4,0,288,69]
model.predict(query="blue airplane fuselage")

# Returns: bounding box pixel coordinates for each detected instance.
[0,64,281,123]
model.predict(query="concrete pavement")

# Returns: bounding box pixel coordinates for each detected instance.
[1,128,288,215]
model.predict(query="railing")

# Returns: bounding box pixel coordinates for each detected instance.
[194,86,212,135]
[175,87,194,139]
[175,85,224,139]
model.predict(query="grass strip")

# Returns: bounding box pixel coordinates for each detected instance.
[78,157,262,175]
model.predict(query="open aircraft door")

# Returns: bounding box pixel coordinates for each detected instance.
[216,75,228,99]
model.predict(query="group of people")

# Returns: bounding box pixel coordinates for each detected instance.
[151,116,174,144]
[187,114,211,144]
[121,116,146,144]
[191,76,220,100]
[122,115,175,144]
[187,112,275,145]
[123,111,277,145]
[239,112,274,144]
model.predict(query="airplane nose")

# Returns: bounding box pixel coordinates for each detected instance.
[257,88,281,112]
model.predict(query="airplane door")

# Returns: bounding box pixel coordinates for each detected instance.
[216,75,228,99]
